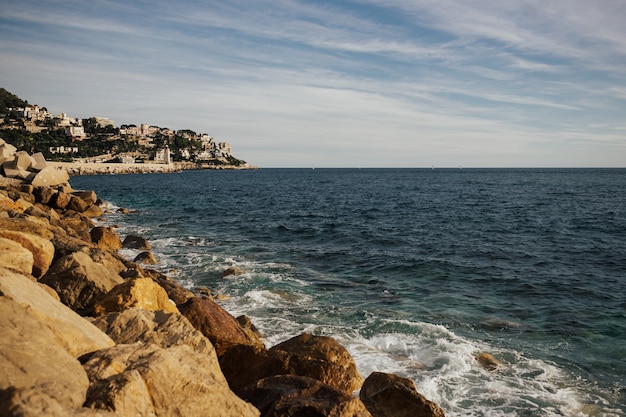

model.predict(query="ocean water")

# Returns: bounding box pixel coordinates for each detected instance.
[70,168,626,416]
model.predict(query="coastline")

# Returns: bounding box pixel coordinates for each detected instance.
[48,161,258,176]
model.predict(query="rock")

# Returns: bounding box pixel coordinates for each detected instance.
[134,251,158,264]
[270,333,363,394]
[82,203,105,218]
[51,190,72,209]
[0,297,90,410]
[0,217,55,240]
[0,236,34,275]
[475,352,501,371]
[93,277,180,316]
[90,226,122,251]
[32,186,57,205]
[29,166,70,187]
[220,334,362,396]
[145,270,195,304]
[71,190,98,205]
[178,296,265,357]
[68,195,90,212]
[0,229,55,278]
[60,214,94,241]
[239,375,372,417]
[224,265,246,277]
[122,234,152,250]
[238,314,263,339]
[0,266,115,357]
[359,372,446,417]
[83,343,260,417]
[40,251,125,315]
[91,308,217,358]
[0,387,117,417]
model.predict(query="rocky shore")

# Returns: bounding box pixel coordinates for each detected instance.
[1,143,448,416]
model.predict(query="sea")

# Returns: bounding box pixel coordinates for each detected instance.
[70,168,626,417]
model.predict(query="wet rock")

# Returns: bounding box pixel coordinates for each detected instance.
[224,265,246,277]
[475,352,501,371]
[134,250,158,264]
[179,296,265,357]
[145,269,195,304]
[93,277,179,316]
[240,375,371,417]
[359,372,446,417]
[270,333,364,394]
[122,234,151,250]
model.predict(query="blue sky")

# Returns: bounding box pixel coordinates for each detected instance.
[1,0,625,167]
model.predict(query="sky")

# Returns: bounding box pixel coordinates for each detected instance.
[1,0,625,168]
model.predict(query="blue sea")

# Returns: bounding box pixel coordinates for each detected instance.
[70,168,626,416]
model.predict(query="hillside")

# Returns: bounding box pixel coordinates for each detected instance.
[0,87,28,114]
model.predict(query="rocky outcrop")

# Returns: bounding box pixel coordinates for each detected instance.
[178,296,265,356]
[0,156,448,417]
[359,372,446,417]
[219,334,363,396]
[122,234,151,250]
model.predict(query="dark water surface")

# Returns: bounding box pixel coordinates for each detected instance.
[71,168,626,416]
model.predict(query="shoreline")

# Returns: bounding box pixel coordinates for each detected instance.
[48,161,258,176]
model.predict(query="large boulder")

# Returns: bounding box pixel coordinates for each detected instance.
[91,308,217,359]
[359,372,446,417]
[270,333,363,393]
[0,229,55,278]
[0,237,34,275]
[93,277,180,316]
[83,343,260,417]
[239,375,372,417]
[0,387,117,417]
[90,226,122,251]
[0,297,90,410]
[178,296,265,357]
[122,234,152,250]
[0,267,115,357]
[220,334,362,395]
[144,269,194,304]
[40,251,125,315]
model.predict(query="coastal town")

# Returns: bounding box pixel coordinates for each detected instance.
[0,87,255,174]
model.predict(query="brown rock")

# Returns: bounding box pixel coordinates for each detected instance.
[359,372,446,417]
[475,352,501,371]
[270,333,363,393]
[179,296,264,356]
[122,234,152,250]
[68,195,90,212]
[90,226,122,251]
[134,251,158,264]
[0,266,115,357]
[93,277,179,316]
[82,203,105,218]
[0,297,90,410]
[220,334,362,396]
[71,190,98,205]
[240,375,372,417]
[83,343,260,417]
[224,265,246,277]
[0,236,34,275]
[146,270,194,304]
[91,308,217,359]
[0,229,55,277]
[59,214,94,241]
[40,251,125,315]
[51,190,72,209]
[32,186,57,205]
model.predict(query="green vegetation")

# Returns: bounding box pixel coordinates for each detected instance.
[0,87,248,166]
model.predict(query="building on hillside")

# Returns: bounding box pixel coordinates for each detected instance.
[65,126,86,140]
[49,146,79,154]
[94,117,115,128]
[217,142,232,157]
[154,146,171,164]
